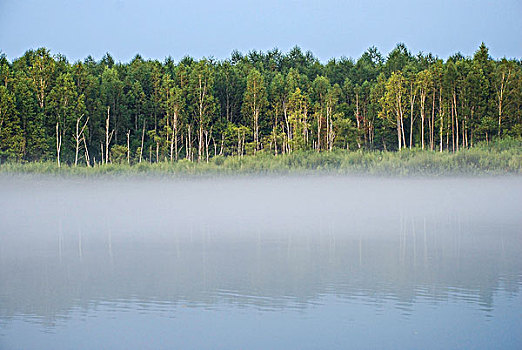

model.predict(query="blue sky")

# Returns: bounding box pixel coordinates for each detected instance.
[0,0,520,62]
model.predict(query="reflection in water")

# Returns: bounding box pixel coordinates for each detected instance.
[0,176,521,349]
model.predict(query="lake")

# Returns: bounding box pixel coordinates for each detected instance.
[0,176,521,349]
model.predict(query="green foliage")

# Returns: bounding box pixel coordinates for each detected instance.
[0,86,24,160]
[110,145,128,164]
[0,44,520,167]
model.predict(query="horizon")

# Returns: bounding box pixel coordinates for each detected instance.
[1,42,518,65]
[1,0,520,63]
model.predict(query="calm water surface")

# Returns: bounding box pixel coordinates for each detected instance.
[0,176,521,349]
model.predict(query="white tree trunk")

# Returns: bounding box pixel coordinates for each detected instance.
[56,122,62,168]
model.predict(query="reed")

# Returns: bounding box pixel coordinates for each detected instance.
[1,139,520,177]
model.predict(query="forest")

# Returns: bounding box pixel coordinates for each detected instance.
[0,43,521,167]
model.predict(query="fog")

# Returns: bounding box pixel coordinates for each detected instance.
[1,175,520,237]
[1,175,521,349]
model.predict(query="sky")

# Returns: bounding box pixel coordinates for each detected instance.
[0,0,520,63]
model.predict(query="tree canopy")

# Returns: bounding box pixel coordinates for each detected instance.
[0,44,520,164]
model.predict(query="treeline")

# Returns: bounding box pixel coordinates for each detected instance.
[0,43,521,165]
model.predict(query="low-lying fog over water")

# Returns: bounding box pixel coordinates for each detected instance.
[0,176,521,349]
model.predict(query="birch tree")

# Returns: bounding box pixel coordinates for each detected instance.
[415,70,432,150]
[29,48,55,110]
[188,60,216,162]
[495,59,515,136]
[74,114,89,166]
[48,73,85,166]
[242,68,267,154]
[380,71,406,150]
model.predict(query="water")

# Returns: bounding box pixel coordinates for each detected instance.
[0,176,521,349]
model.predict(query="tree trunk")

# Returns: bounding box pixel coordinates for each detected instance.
[105,106,110,164]
[253,88,258,154]
[400,114,406,149]
[397,114,402,151]
[237,128,241,156]
[56,122,61,168]
[446,113,450,152]
[317,114,322,151]
[409,91,416,149]
[355,92,362,149]
[204,130,210,163]
[498,91,503,137]
[174,111,178,161]
[439,89,443,152]
[187,125,192,161]
[283,104,290,146]
[220,133,224,156]
[197,74,206,162]
[74,115,88,167]
[420,90,426,150]
[328,107,334,151]
[326,105,330,151]
[170,129,175,162]
[75,118,80,167]
[139,119,145,163]
[470,108,475,147]
[429,89,435,151]
[273,128,278,155]
[198,124,203,162]
[82,135,90,167]
[397,88,405,150]
[409,114,414,149]
[451,101,455,153]
[126,130,130,164]
[100,142,104,164]
[396,92,403,151]
[454,92,459,152]
[497,69,511,137]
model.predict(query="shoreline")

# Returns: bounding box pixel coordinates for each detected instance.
[1,146,520,177]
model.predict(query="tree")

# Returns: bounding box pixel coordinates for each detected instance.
[325,83,342,151]
[404,65,418,149]
[29,48,55,110]
[384,43,413,75]
[13,71,47,159]
[312,76,330,151]
[495,59,516,136]
[0,54,13,89]
[0,86,24,161]
[380,71,407,150]
[415,69,432,149]
[47,72,85,166]
[125,80,146,162]
[268,72,287,155]
[215,61,243,124]
[287,87,310,152]
[188,60,216,162]
[162,74,185,161]
[444,60,459,152]
[74,114,89,166]
[242,68,267,153]
[0,44,519,166]
[472,43,495,142]
[100,67,123,143]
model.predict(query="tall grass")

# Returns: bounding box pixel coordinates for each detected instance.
[1,139,521,177]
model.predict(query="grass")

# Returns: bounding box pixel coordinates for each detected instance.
[1,139,521,177]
